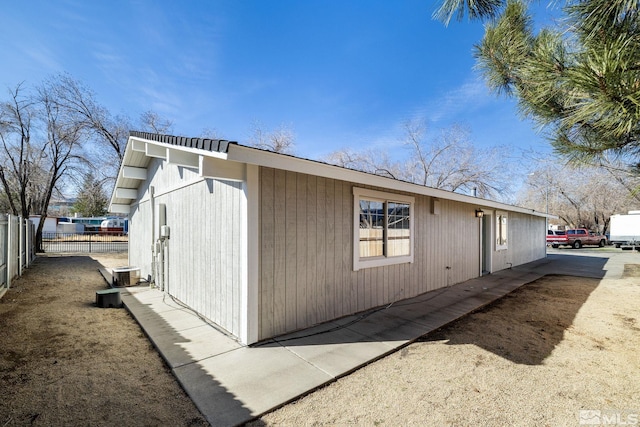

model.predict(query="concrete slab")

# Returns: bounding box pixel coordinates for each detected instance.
[115,250,630,427]
[134,306,208,331]
[270,323,398,378]
[383,305,451,330]
[284,339,394,378]
[121,292,242,369]
[171,325,243,367]
[338,310,432,345]
[175,345,333,424]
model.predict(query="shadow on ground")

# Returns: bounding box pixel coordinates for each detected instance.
[419,274,601,365]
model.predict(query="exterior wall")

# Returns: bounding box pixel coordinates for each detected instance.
[128,200,152,274]
[257,167,484,340]
[129,158,244,337]
[491,211,546,271]
[128,159,548,343]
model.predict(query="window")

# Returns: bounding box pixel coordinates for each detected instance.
[353,188,414,270]
[496,212,508,250]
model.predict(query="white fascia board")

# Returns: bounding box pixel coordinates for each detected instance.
[109,203,131,214]
[115,188,138,199]
[227,145,554,219]
[122,166,147,180]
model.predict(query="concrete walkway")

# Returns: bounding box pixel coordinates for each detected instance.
[105,250,635,426]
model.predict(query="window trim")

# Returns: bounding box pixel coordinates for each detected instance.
[353,187,415,271]
[496,211,508,251]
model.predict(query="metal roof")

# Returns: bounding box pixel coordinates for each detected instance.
[129,131,235,153]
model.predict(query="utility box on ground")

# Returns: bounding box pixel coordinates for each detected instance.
[96,288,121,308]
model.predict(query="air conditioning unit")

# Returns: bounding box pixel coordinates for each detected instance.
[112,266,141,287]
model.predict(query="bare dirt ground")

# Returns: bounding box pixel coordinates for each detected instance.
[0,253,208,427]
[1,254,639,426]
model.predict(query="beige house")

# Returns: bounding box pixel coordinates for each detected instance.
[110,131,550,345]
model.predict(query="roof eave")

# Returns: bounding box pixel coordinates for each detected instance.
[109,132,556,220]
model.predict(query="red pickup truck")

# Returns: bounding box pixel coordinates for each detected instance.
[549,228,607,249]
[547,230,566,246]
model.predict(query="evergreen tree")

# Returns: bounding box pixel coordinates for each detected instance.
[435,0,640,166]
[72,173,108,217]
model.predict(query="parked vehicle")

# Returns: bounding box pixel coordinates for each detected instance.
[609,211,640,250]
[550,228,606,249]
[546,229,566,246]
[100,218,128,235]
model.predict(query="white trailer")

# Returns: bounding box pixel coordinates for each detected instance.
[610,211,640,250]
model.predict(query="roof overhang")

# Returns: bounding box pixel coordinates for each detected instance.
[109,132,556,220]
[108,133,237,213]
[226,144,555,219]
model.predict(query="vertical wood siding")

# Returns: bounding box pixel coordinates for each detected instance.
[129,158,546,343]
[258,167,491,340]
[491,211,546,271]
[156,178,244,337]
[129,158,244,337]
[128,200,152,276]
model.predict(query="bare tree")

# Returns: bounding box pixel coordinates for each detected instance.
[43,74,129,196]
[324,120,513,201]
[33,82,86,249]
[0,81,86,250]
[324,147,401,179]
[47,73,128,162]
[401,121,511,199]
[0,74,177,251]
[199,127,223,140]
[247,121,296,154]
[140,110,173,135]
[45,73,175,198]
[520,161,638,234]
[597,156,640,205]
[0,83,41,218]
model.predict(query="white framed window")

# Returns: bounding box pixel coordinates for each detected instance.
[496,211,508,250]
[353,187,414,271]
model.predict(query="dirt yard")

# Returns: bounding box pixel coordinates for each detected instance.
[0,253,208,427]
[1,254,639,426]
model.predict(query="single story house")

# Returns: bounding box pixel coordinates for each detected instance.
[109,131,550,345]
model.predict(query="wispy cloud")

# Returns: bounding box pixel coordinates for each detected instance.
[93,49,127,75]
[24,44,63,73]
[416,76,494,124]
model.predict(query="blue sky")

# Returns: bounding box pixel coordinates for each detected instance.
[0,0,555,161]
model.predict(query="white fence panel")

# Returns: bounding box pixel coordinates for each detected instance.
[0,215,35,297]
[0,216,7,290]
